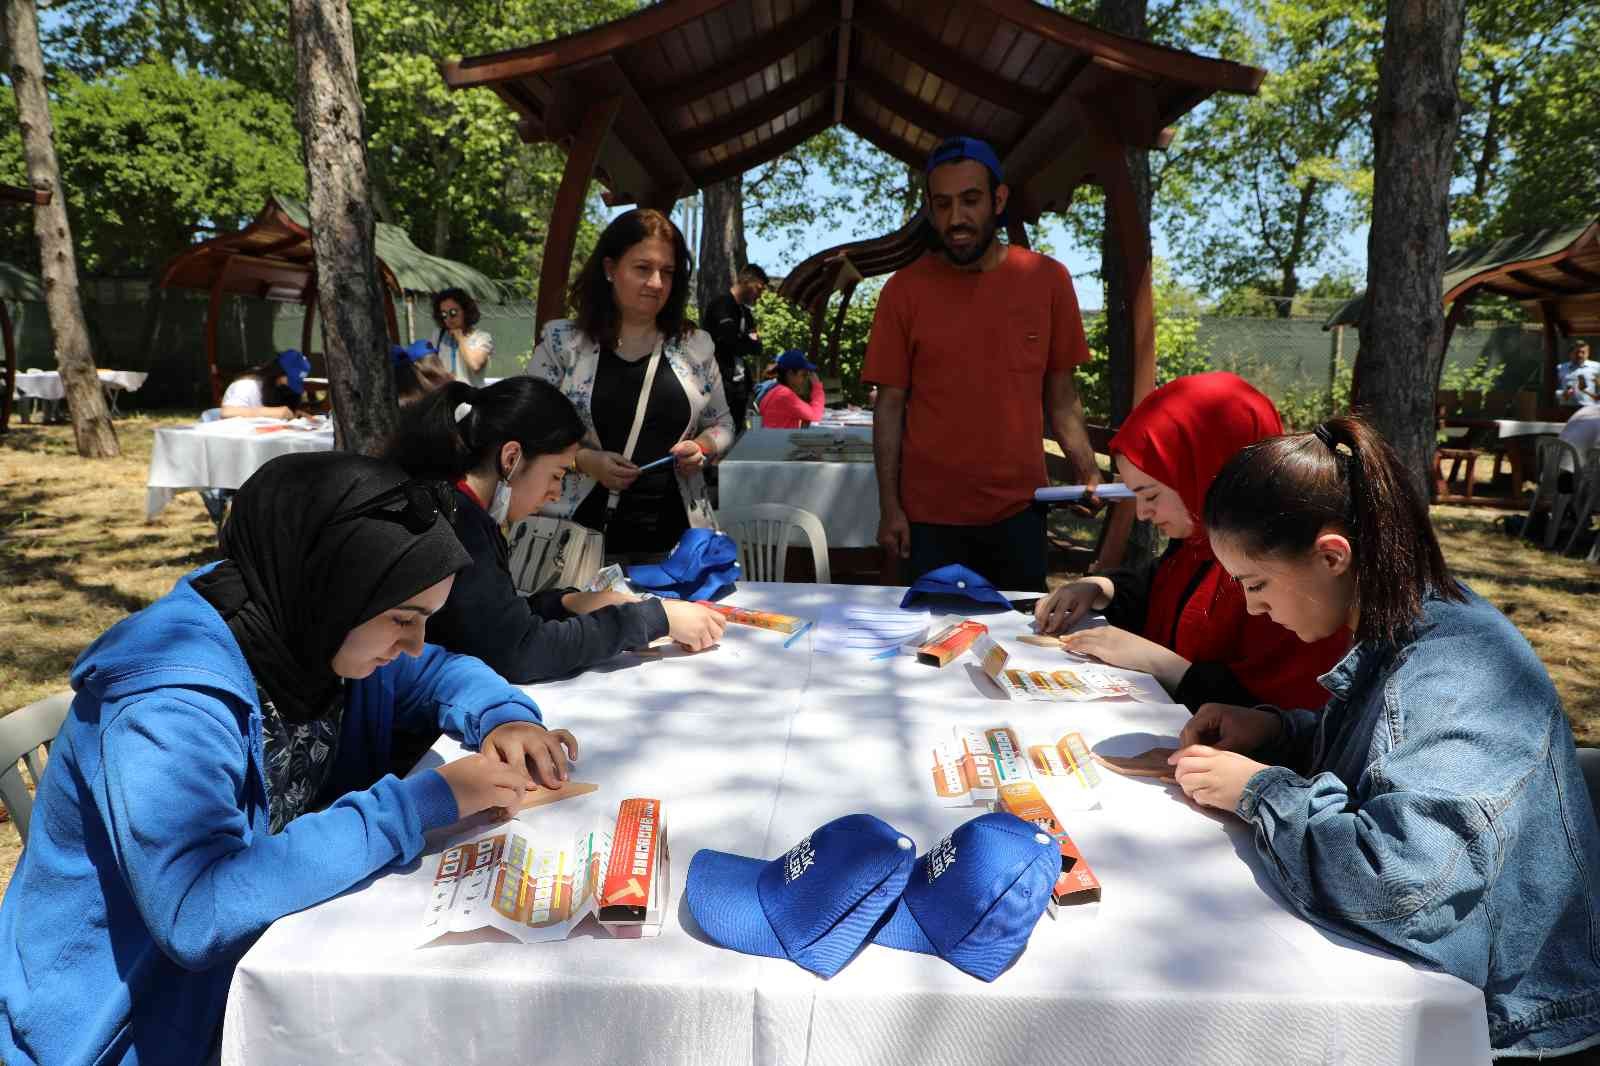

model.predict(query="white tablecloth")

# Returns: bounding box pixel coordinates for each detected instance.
[223,584,1490,1066]
[718,427,880,549]
[145,418,334,519]
[13,368,147,401]
[1494,419,1566,439]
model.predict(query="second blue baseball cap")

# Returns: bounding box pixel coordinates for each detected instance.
[276,349,311,394]
[871,812,1058,981]
[391,338,438,366]
[925,135,1003,184]
[687,814,917,978]
[626,527,741,601]
[775,349,818,373]
[899,563,1014,612]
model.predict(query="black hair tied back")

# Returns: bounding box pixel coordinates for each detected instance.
[385,378,587,484]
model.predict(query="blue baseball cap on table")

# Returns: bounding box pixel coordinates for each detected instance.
[687,814,917,978]
[900,563,1013,612]
[871,812,1058,981]
[276,349,311,394]
[925,136,1004,184]
[626,527,741,601]
[775,349,818,373]
[391,339,438,366]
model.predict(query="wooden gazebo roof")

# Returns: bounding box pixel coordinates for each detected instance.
[780,209,928,316]
[442,0,1263,221]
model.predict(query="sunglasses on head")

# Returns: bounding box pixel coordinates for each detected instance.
[329,480,456,535]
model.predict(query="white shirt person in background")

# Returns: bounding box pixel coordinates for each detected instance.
[219,349,312,420]
[432,287,494,388]
[1555,339,1600,406]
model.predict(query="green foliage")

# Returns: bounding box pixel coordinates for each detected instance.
[0,60,305,275]
[751,285,882,404]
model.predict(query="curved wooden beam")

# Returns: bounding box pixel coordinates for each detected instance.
[538,96,624,333]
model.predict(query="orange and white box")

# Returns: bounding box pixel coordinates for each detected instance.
[998,780,1102,907]
[917,620,988,667]
[599,798,669,938]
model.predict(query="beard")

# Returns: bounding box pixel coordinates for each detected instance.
[934,216,998,266]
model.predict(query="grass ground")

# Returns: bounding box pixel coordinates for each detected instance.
[1,420,1596,894]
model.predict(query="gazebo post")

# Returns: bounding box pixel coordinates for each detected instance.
[535,97,623,335]
[301,278,317,357]
[1005,218,1031,250]
[825,281,859,375]
[1099,145,1156,404]
[382,287,401,343]
[1,300,15,433]
[1540,300,1561,406]
[808,304,826,366]
[205,255,236,407]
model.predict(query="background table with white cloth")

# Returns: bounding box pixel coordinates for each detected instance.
[223,582,1490,1066]
[718,426,879,549]
[145,417,334,519]
[13,367,148,419]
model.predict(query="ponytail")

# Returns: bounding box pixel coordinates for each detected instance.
[386,377,585,483]
[1203,414,1461,645]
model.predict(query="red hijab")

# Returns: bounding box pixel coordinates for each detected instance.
[1110,373,1346,709]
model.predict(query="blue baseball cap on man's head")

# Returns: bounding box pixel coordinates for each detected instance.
[775,349,818,373]
[872,812,1057,981]
[687,814,917,978]
[626,527,741,601]
[925,136,1004,184]
[900,563,1014,612]
[275,349,311,394]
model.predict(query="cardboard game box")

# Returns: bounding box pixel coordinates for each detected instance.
[917,620,988,667]
[598,798,669,938]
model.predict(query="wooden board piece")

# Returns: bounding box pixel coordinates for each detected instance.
[1092,747,1178,780]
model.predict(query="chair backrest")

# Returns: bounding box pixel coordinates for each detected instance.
[1536,437,1583,490]
[0,692,72,847]
[1578,747,1600,825]
[718,504,830,583]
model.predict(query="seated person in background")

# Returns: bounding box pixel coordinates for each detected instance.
[385,378,726,685]
[1556,339,1600,406]
[393,339,454,406]
[219,349,311,419]
[1035,372,1347,711]
[1174,415,1600,1060]
[0,452,571,1066]
[433,287,494,387]
[756,349,827,429]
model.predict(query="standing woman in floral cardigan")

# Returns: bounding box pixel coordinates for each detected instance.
[527,209,734,556]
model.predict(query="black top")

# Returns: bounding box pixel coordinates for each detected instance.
[703,291,758,390]
[424,487,670,683]
[573,346,692,553]
[1101,540,1259,713]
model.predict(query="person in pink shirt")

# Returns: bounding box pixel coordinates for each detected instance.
[757,349,827,428]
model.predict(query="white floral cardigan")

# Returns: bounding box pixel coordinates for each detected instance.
[526,318,735,528]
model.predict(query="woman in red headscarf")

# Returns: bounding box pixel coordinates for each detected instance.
[1034,372,1348,711]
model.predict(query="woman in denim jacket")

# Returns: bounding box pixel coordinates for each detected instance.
[1171,415,1600,1059]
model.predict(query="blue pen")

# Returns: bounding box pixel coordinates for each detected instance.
[635,454,675,473]
[782,621,813,649]
[870,646,900,661]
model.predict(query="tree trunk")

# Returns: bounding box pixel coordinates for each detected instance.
[1353,0,1465,494]
[696,177,745,316]
[4,0,118,457]
[289,0,397,456]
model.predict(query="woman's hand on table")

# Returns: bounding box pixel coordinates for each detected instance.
[671,439,707,473]
[661,599,726,651]
[483,722,579,788]
[1034,577,1114,634]
[435,754,532,818]
[1169,746,1268,816]
[1179,703,1284,755]
[562,589,639,615]
[579,448,640,492]
[1060,624,1190,689]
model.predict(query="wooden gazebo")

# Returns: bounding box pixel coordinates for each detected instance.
[1326,219,1600,408]
[159,196,503,404]
[441,0,1265,404]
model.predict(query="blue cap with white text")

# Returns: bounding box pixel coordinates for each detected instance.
[870,812,1058,981]
[686,814,917,978]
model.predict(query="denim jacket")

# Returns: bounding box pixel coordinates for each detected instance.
[1239,586,1600,1057]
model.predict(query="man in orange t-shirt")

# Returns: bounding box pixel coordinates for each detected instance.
[864,136,1098,591]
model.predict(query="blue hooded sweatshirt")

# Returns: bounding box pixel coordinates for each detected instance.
[0,567,543,1066]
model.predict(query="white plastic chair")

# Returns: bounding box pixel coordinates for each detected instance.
[1524,438,1582,550]
[1563,447,1600,556]
[719,504,830,583]
[0,692,71,847]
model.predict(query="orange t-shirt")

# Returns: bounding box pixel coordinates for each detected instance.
[863,246,1091,526]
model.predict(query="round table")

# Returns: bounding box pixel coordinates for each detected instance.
[221,582,1490,1066]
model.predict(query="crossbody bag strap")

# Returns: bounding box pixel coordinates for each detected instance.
[604,337,664,522]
